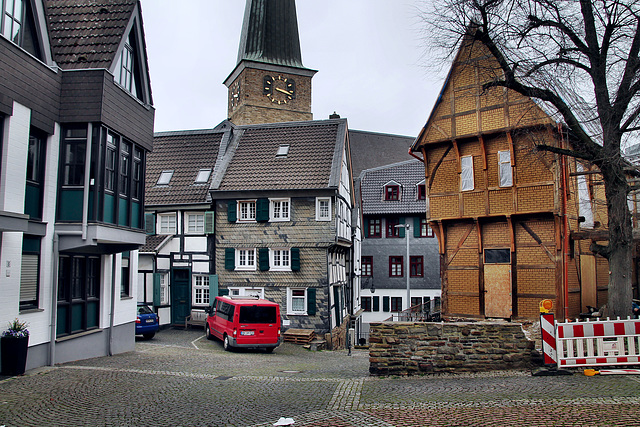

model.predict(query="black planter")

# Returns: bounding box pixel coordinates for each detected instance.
[1,336,29,376]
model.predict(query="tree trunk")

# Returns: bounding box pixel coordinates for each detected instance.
[602,166,633,318]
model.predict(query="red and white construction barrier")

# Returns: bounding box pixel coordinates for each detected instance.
[556,317,640,368]
[540,313,557,366]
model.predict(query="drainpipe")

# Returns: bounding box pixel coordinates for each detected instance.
[81,123,92,240]
[560,123,570,320]
[408,148,424,163]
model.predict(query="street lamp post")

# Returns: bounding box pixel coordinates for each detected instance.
[396,223,411,312]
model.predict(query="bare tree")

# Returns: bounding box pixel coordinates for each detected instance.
[418,0,640,317]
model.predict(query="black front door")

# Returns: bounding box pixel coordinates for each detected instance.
[171,268,190,325]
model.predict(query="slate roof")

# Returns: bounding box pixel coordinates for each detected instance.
[349,130,415,179]
[146,130,224,206]
[237,0,304,68]
[215,119,347,191]
[45,0,136,70]
[359,159,426,215]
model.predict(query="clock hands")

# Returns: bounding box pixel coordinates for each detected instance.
[275,87,293,95]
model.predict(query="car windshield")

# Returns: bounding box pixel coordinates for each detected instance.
[239,306,277,323]
[138,305,153,315]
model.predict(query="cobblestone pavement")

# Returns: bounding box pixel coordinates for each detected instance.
[1,328,639,427]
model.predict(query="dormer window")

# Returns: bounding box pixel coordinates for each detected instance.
[114,25,145,101]
[384,182,401,201]
[157,170,173,186]
[276,145,290,158]
[195,168,211,184]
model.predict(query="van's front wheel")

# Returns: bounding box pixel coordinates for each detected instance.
[223,335,231,351]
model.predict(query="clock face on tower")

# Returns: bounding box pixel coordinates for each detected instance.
[263,75,296,104]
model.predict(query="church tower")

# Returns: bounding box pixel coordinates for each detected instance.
[224,0,317,125]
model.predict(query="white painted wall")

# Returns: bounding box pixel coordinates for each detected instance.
[359,288,441,324]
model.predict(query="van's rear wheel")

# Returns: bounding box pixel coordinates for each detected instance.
[205,324,213,340]
[223,335,231,351]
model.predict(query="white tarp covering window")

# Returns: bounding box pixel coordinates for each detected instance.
[498,150,512,187]
[576,163,594,228]
[460,156,474,191]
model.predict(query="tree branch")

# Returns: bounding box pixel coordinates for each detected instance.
[590,241,611,260]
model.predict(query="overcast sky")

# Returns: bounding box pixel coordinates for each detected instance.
[140,0,444,138]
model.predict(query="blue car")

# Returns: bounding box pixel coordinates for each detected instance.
[136,303,159,339]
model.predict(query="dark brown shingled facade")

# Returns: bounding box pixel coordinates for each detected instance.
[218,121,341,191]
[45,0,136,69]
[146,130,223,206]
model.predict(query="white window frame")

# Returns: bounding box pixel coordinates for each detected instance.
[192,274,210,305]
[270,248,291,271]
[186,212,205,234]
[316,197,331,221]
[158,213,177,234]
[236,248,256,270]
[238,200,256,222]
[159,273,169,305]
[498,150,513,187]
[270,198,290,221]
[228,287,264,299]
[287,288,308,315]
[460,155,474,191]
[118,41,134,93]
[2,0,23,44]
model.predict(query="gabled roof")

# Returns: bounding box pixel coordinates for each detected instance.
[236,0,304,69]
[146,129,225,206]
[214,119,348,192]
[411,29,554,152]
[349,129,415,178]
[45,0,136,70]
[360,159,426,215]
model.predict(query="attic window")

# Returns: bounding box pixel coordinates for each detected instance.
[384,183,400,201]
[276,145,290,158]
[157,170,173,186]
[195,168,211,184]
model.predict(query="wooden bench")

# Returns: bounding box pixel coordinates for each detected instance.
[185,310,207,329]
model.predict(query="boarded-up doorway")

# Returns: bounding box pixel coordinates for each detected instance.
[484,248,512,318]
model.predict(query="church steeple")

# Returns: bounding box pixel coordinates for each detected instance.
[224,0,316,126]
[237,0,304,69]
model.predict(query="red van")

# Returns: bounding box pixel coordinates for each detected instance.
[205,296,282,352]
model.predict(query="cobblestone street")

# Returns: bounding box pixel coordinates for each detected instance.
[1,328,639,427]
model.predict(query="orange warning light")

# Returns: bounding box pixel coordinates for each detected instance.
[539,299,553,313]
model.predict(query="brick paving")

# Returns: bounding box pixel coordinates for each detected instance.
[0,328,639,426]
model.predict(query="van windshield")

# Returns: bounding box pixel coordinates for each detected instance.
[239,306,277,324]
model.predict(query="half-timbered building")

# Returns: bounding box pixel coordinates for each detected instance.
[410,31,610,321]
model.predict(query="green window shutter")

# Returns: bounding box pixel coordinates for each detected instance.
[383,296,390,312]
[398,217,406,238]
[364,218,369,238]
[204,211,215,234]
[414,217,421,238]
[152,273,161,306]
[307,287,316,315]
[228,201,237,222]
[259,248,270,271]
[225,248,235,270]
[373,295,380,311]
[145,213,156,235]
[208,275,218,306]
[256,198,269,222]
[291,248,300,271]
[219,288,229,296]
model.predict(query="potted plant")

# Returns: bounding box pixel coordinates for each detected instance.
[1,318,29,376]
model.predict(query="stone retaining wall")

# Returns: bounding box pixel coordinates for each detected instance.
[369,321,535,375]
